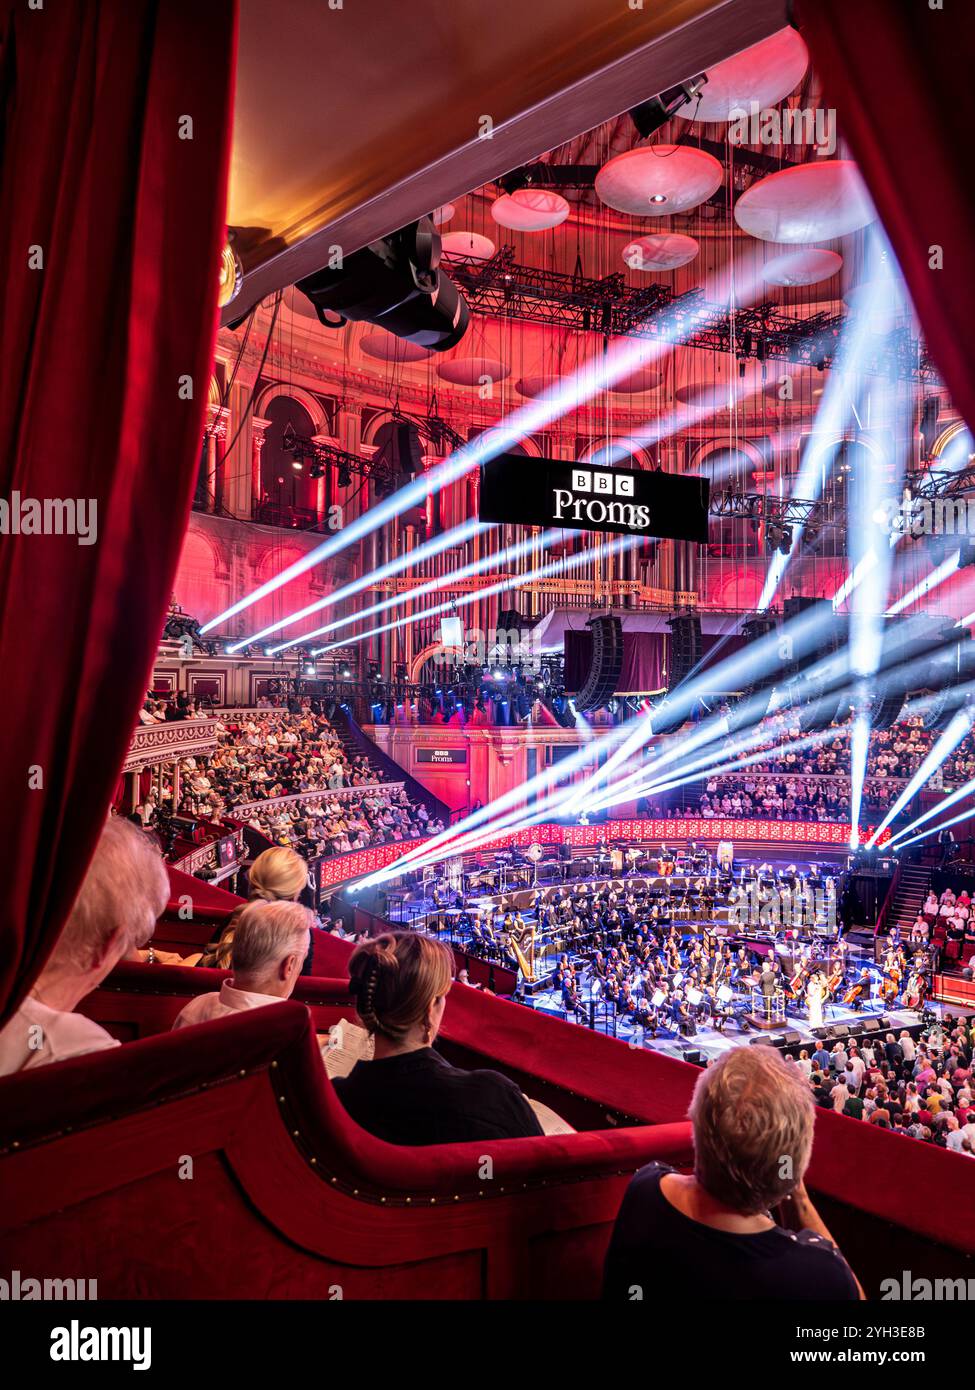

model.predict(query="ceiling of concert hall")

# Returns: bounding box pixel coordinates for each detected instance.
[225,0,790,321]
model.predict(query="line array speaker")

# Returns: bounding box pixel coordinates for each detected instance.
[667,614,702,691]
[574,615,624,711]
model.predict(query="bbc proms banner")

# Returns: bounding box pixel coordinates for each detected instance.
[479,454,710,542]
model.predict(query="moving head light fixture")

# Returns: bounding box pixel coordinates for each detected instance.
[296,216,470,352]
[629,74,708,139]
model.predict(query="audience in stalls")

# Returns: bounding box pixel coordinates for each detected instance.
[603,1046,862,1300]
[801,1016,975,1156]
[0,820,168,1074]
[139,706,444,856]
[173,901,313,1028]
[333,931,544,1145]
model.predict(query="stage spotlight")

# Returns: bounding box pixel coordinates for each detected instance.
[340,665,351,678]
[296,217,470,352]
[629,74,707,138]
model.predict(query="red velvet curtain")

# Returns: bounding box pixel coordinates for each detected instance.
[797,0,975,431]
[0,0,237,1023]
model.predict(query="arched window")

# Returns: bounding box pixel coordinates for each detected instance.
[699,447,762,557]
[259,397,320,525]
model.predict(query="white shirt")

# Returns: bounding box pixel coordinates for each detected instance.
[0,996,119,1075]
[172,980,283,1029]
[946,1129,968,1153]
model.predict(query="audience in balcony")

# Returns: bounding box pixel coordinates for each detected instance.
[149,707,443,856]
[0,819,168,1074]
[603,1046,862,1300]
[654,708,975,823]
[174,901,313,1028]
[333,931,544,1145]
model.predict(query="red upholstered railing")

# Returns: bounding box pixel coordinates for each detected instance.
[9,952,975,1297]
[0,1003,694,1299]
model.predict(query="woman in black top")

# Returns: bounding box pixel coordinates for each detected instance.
[603,1046,862,1301]
[333,930,543,1146]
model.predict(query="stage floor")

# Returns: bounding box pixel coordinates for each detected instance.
[527,991,947,1065]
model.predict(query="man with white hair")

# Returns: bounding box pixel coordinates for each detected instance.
[0,818,168,1074]
[172,900,311,1028]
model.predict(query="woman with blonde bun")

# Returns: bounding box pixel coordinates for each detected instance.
[198,847,309,969]
[333,930,543,1146]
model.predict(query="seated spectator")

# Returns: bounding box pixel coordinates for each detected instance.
[602,1046,862,1300]
[333,931,544,1146]
[0,820,168,1073]
[199,846,308,969]
[173,901,312,1028]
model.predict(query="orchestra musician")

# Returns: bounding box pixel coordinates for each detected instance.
[902,969,927,1011]
[842,967,872,1011]
[759,961,780,1021]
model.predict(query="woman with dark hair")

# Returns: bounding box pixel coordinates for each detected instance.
[333,931,543,1146]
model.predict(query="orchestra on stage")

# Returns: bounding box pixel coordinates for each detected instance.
[396,837,935,1047]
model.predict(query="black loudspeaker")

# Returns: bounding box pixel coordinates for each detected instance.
[683,1049,706,1066]
[749,1036,777,1046]
[847,1019,867,1035]
[496,608,525,633]
[797,680,844,734]
[782,1030,803,1046]
[575,615,624,711]
[920,396,940,455]
[392,422,424,482]
[877,1015,893,1031]
[870,682,907,731]
[811,1027,831,1039]
[829,1023,850,1039]
[667,614,702,690]
[783,595,821,622]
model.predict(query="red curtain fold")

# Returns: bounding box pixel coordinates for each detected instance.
[617,632,666,695]
[797,0,975,431]
[0,0,237,1023]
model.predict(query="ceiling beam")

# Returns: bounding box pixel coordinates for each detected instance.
[224,0,790,327]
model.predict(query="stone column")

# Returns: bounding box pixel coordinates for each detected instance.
[204,404,230,512]
[251,416,271,521]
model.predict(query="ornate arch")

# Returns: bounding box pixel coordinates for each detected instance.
[476,427,543,459]
[361,409,404,450]
[577,436,655,471]
[254,383,330,436]
[932,419,970,459]
[409,641,458,682]
[687,436,765,475]
[180,519,230,580]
